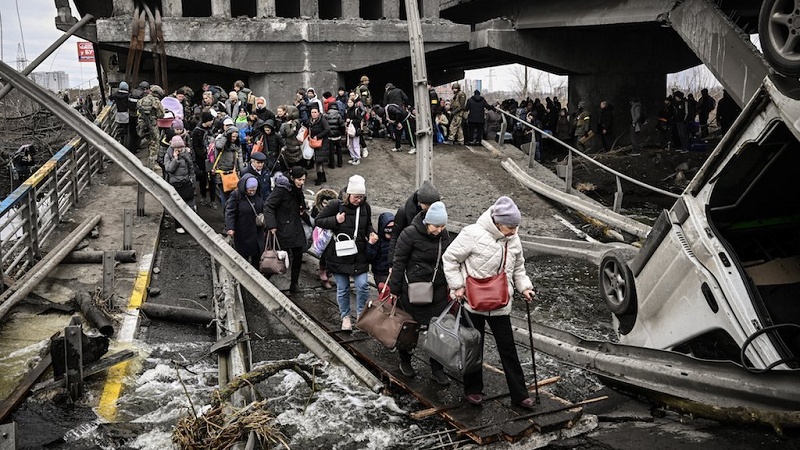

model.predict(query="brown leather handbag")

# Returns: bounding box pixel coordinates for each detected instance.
[465,241,509,312]
[259,233,287,275]
[308,136,323,149]
[356,283,420,350]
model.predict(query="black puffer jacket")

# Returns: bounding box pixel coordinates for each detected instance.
[388,211,451,325]
[279,105,303,165]
[307,114,331,164]
[264,173,310,249]
[324,106,345,138]
[315,198,375,275]
[224,173,266,257]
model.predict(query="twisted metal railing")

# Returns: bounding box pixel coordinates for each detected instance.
[0,105,113,285]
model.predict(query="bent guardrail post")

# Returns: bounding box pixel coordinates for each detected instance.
[0,60,384,392]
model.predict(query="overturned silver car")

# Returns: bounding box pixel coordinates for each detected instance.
[601,74,800,373]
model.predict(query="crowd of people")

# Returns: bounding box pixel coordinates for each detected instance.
[105,76,540,409]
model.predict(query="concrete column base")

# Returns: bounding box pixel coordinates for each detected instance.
[568,72,666,151]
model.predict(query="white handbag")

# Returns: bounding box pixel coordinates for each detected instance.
[334,206,360,257]
[334,234,358,257]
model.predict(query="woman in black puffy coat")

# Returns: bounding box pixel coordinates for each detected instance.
[264,166,310,292]
[388,202,451,385]
[307,106,331,185]
[225,173,266,267]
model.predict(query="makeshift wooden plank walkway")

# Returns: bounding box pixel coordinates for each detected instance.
[291,293,588,445]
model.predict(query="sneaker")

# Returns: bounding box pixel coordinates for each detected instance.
[351,159,361,166]
[362,148,369,158]
[211,202,219,210]
[517,397,536,409]
[465,393,483,405]
[431,369,450,386]
[391,147,402,152]
[399,359,416,377]
[175,227,186,234]
[342,316,352,331]
[199,198,208,206]
[408,147,416,155]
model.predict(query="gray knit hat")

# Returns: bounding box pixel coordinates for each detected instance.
[416,180,440,205]
[491,196,521,227]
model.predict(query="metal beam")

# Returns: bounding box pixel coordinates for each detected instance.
[668,0,770,107]
[405,0,434,187]
[0,60,383,393]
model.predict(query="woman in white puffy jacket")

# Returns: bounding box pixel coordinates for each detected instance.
[441,196,537,409]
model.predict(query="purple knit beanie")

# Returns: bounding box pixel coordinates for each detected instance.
[491,196,521,227]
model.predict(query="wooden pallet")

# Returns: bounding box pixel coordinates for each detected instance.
[292,293,588,445]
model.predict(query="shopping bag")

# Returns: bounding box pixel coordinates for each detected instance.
[423,301,483,376]
[301,139,314,160]
[259,233,288,275]
[296,125,308,143]
[356,284,420,350]
[312,226,333,257]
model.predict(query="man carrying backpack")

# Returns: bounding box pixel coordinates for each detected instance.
[629,97,644,156]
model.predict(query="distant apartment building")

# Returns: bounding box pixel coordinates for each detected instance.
[31,71,70,92]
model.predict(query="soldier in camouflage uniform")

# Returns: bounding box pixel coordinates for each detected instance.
[356,75,372,108]
[573,101,592,152]
[447,82,467,145]
[138,84,165,167]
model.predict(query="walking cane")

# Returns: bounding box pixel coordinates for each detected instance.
[525,298,541,404]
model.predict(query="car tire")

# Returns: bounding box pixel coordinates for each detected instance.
[599,252,637,316]
[759,0,800,77]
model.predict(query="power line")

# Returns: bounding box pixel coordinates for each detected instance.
[15,0,26,61]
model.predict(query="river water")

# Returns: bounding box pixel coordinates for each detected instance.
[9,253,610,449]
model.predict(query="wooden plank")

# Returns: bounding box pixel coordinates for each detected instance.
[291,294,585,444]
[31,350,137,393]
[0,354,52,423]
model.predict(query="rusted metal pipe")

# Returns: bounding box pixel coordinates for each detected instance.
[77,291,114,337]
[140,302,215,325]
[62,250,137,264]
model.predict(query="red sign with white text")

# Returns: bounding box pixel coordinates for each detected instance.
[77,42,95,63]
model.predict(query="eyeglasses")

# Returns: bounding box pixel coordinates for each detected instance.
[350,194,365,200]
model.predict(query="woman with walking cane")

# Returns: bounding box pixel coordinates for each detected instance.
[442,196,538,409]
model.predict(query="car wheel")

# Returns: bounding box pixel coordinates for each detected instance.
[599,252,637,316]
[760,0,800,77]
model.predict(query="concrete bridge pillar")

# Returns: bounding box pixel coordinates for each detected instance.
[162,0,181,17]
[258,0,277,17]
[300,0,317,18]
[422,0,439,19]
[384,0,400,19]
[112,0,133,16]
[211,0,231,18]
[568,72,666,150]
[342,0,359,19]
[249,71,343,113]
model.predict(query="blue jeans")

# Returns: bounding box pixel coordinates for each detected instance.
[333,272,369,319]
[217,182,229,212]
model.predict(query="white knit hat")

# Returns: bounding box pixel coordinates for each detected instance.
[346,175,366,195]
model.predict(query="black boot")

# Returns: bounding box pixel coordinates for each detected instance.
[327,159,335,169]
[315,171,324,186]
[399,351,416,377]
[337,153,343,167]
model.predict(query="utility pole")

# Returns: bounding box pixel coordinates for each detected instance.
[405,0,433,188]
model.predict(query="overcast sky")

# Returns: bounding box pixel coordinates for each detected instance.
[0,0,95,89]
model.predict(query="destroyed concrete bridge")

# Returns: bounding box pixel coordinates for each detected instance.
[60,0,769,135]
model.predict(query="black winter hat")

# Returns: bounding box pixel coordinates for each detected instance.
[416,180,440,205]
